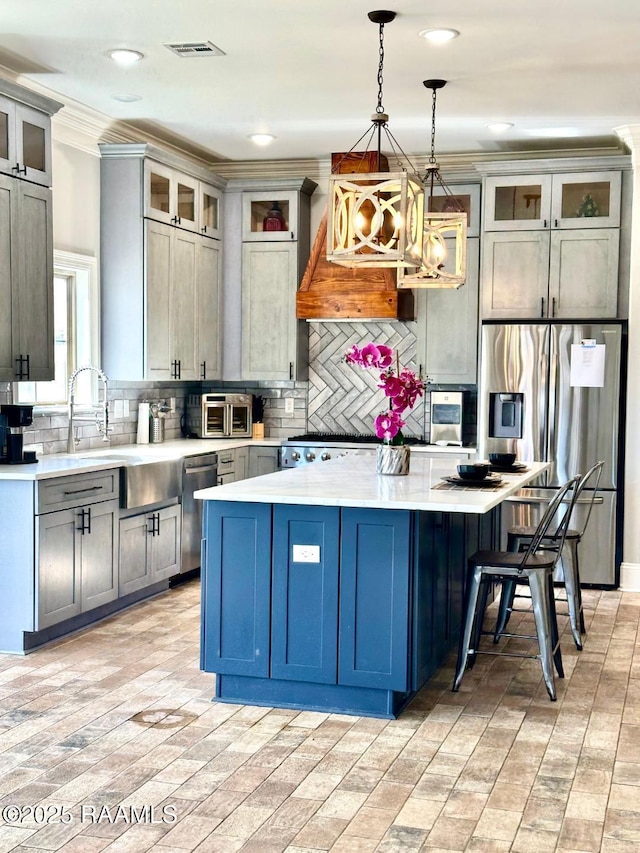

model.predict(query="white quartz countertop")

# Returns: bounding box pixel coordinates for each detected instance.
[0,438,281,481]
[195,455,549,514]
[0,437,474,482]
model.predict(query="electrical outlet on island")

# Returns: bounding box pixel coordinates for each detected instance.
[285,397,295,416]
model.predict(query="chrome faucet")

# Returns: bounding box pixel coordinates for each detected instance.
[67,365,112,453]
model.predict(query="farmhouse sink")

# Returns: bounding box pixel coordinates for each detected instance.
[79,453,182,508]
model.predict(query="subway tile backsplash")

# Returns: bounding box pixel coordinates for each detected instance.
[8,323,476,454]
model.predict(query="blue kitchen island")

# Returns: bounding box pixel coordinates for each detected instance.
[195,455,548,718]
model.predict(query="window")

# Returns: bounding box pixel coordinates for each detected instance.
[16,251,99,408]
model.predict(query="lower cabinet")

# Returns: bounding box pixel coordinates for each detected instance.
[248,445,280,478]
[217,446,250,484]
[202,503,412,704]
[201,500,500,717]
[119,504,181,596]
[37,497,119,630]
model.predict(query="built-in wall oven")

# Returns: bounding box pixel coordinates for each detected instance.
[186,393,252,439]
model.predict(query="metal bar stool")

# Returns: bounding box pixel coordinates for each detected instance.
[495,460,604,650]
[452,476,580,701]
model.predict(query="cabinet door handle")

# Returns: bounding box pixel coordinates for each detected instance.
[201,225,207,234]
[15,354,29,380]
[171,215,181,225]
[552,297,556,317]
[171,359,181,379]
[12,163,26,176]
[540,297,545,317]
[64,485,103,496]
[147,513,158,536]
[77,507,91,534]
[543,219,548,228]
[155,513,160,536]
[290,231,294,240]
[554,219,559,228]
[200,361,206,380]
[289,362,293,381]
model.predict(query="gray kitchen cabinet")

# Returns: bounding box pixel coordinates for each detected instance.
[217,446,249,484]
[248,445,280,478]
[144,159,222,239]
[479,160,624,319]
[0,80,61,188]
[146,220,198,381]
[415,238,480,385]
[482,228,619,318]
[0,176,54,381]
[223,177,316,381]
[427,182,481,238]
[0,80,60,382]
[36,483,119,630]
[119,503,181,596]
[100,143,225,381]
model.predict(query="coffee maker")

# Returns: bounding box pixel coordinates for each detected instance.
[0,404,38,464]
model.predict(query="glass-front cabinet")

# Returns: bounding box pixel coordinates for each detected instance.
[144,161,198,232]
[0,95,53,187]
[484,172,621,231]
[426,182,481,237]
[199,181,222,240]
[242,190,298,241]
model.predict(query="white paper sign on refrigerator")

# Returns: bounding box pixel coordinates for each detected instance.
[570,343,605,387]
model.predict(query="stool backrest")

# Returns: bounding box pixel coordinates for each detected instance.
[519,476,580,573]
[571,460,605,539]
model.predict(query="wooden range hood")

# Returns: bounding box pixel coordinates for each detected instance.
[296,153,415,322]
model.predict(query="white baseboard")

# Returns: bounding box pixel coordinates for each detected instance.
[619,562,640,591]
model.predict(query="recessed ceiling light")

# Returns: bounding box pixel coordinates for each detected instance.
[108,49,144,65]
[418,28,460,43]
[487,122,514,133]
[249,133,276,146]
[111,93,142,103]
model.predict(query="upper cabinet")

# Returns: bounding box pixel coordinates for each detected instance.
[483,171,621,231]
[427,182,481,237]
[0,86,57,188]
[144,160,222,240]
[100,143,226,381]
[242,190,302,242]
[479,159,626,319]
[222,177,316,382]
[0,80,61,382]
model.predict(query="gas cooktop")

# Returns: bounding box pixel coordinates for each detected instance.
[285,432,428,446]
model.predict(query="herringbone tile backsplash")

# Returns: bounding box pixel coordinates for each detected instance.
[308,322,424,437]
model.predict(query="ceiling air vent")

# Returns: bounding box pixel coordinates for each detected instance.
[163,41,226,58]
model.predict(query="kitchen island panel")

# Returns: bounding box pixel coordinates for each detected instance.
[339,508,411,692]
[202,501,271,678]
[271,504,339,684]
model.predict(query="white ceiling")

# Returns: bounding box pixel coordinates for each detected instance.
[2,0,638,164]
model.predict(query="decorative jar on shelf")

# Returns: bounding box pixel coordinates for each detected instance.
[263,201,287,231]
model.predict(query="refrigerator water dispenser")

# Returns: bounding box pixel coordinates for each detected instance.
[489,392,524,439]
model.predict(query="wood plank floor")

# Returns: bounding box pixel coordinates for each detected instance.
[0,580,638,852]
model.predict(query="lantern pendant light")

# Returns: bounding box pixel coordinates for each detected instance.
[326,11,424,269]
[398,79,468,289]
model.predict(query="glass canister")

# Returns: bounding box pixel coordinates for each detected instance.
[263,201,287,231]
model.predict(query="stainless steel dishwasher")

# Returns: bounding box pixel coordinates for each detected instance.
[181,452,218,573]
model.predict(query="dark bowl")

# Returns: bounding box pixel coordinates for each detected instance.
[457,463,489,481]
[489,452,517,467]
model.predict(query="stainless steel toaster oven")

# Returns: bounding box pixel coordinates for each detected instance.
[186,393,252,438]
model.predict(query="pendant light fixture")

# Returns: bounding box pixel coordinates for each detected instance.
[326,11,424,269]
[398,79,467,289]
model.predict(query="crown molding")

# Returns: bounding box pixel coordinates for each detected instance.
[1,65,631,178]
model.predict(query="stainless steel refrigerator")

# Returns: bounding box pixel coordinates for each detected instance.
[478,321,626,587]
